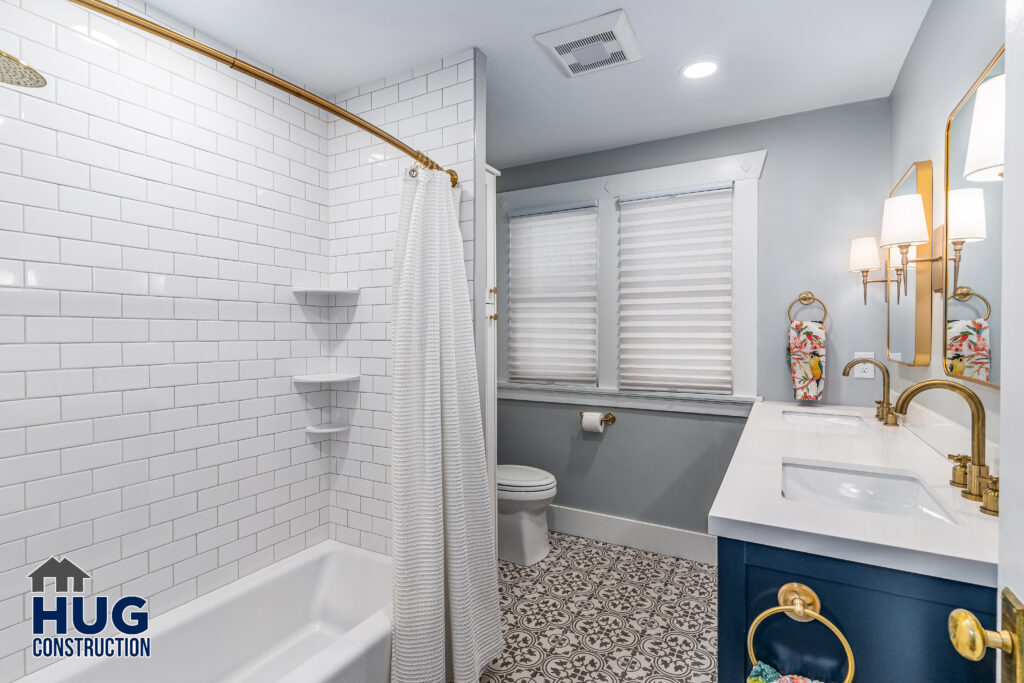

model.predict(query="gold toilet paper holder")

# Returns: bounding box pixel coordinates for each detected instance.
[580,412,616,425]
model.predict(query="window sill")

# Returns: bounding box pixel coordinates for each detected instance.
[497,383,759,418]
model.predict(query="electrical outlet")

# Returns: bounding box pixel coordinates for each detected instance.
[853,351,875,378]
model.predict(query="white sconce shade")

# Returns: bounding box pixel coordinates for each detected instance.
[879,194,929,248]
[848,236,881,272]
[964,73,1005,182]
[947,188,987,242]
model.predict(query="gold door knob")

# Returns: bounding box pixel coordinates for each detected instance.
[949,608,1013,661]
[487,313,498,320]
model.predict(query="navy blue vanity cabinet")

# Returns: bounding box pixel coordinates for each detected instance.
[718,538,997,682]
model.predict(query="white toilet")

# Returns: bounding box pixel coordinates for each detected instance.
[496,464,557,566]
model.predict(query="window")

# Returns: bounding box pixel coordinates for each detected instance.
[618,189,734,393]
[498,152,762,408]
[507,206,599,385]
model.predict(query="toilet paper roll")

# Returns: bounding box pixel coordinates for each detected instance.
[581,411,605,433]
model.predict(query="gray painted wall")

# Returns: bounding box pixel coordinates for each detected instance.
[497,100,893,534]
[499,99,892,406]
[887,0,1004,438]
[498,401,746,533]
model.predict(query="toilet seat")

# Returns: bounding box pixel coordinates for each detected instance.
[497,464,556,492]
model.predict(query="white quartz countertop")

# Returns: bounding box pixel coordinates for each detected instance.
[708,401,998,586]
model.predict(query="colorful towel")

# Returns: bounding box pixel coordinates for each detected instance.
[946,318,991,382]
[748,661,825,683]
[788,320,826,401]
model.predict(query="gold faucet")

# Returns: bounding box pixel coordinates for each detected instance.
[893,379,995,512]
[842,358,896,426]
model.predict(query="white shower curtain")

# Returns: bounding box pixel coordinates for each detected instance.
[391,168,502,683]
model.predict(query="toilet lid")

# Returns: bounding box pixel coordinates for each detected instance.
[497,464,556,491]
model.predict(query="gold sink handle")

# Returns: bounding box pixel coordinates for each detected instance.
[980,476,999,516]
[949,608,1013,661]
[947,454,970,489]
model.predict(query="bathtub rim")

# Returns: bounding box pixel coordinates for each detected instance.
[21,540,393,682]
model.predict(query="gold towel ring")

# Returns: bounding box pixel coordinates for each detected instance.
[947,285,991,321]
[747,583,855,683]
[787,291,828,323]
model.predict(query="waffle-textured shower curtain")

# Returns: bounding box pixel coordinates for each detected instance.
[391,168,502,683]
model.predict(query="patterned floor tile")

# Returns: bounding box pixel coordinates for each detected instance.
[481,532,718,682]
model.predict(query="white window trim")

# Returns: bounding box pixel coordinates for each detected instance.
[496,150,765,412]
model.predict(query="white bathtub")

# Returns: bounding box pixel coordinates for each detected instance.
[24,541,393,683]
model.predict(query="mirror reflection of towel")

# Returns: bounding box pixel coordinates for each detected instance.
[788,320,826,401]
[945,318,991,382]
[748,661,826,683]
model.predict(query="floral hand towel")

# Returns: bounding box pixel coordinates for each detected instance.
[748,661,825,683]
[788,320,826,401]
[946,318,991,382]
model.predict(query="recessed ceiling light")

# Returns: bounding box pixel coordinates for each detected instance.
[681,59,719,80]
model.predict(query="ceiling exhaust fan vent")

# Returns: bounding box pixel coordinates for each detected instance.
[554,32,617,56]
[535,10,642,78]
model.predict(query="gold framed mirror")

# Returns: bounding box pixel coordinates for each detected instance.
[886,160,933,366]
[942,46,1004,389]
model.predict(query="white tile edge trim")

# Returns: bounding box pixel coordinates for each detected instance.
[547,504,718,565]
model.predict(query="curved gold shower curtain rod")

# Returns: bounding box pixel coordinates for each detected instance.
[66,0,459,187]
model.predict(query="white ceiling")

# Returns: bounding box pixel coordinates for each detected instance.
[144,1,932,169]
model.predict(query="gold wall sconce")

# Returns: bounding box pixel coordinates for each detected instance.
[947,188,987,290]
[848,236,897,304]
[964,73,1005,182]
[879,193,940,297]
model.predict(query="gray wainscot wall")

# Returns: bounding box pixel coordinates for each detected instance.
[499,401,745,530]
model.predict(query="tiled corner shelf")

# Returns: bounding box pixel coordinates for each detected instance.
[290,287,360,296]
[292,289,360,434]
[305,422,350,435]
[292,373,360,384]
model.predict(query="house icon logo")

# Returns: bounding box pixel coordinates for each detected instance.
[28,555,152,659]
[28,557,90,593]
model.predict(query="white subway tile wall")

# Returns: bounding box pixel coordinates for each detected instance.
[325,51,478,556]
[0,1,478,679]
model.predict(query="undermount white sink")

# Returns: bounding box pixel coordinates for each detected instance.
[781,459,959,525]
[781,410,864,427]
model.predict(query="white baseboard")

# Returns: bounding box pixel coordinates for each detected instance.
[547,504,717,566]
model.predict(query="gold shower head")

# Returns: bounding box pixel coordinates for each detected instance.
[0,49,46,88]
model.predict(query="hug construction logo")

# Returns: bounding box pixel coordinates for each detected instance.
[28,556,151,659]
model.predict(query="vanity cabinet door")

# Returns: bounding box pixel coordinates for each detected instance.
[718,539,997,682]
